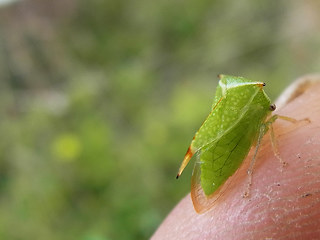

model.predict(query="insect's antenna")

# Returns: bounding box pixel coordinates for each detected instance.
[176,147,194,179]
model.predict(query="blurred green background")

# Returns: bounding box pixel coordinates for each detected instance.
[0,0,319,239]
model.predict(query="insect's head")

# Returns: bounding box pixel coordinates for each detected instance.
[257,82,266,90]
[269,104,276,111]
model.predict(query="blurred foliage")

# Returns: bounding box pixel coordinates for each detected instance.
[0,0,319,239]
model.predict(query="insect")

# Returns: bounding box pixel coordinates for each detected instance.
[176,74,297,213]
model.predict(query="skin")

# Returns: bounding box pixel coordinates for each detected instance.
[152,79,320,240]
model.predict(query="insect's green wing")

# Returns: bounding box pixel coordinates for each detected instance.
[199,104,264,196]
[190,124,255,213]
[190,75,272,212]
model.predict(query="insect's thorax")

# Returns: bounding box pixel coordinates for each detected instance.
[191,82,271,151]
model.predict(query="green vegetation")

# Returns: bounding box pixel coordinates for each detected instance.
[0,0,319,239]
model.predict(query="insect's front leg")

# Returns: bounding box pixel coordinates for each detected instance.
[264,115,295,168]
[266,114,310,167]
[267,114,310,125]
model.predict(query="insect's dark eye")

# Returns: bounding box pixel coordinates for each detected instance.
[263,83,266,86]
[269,104,276,111]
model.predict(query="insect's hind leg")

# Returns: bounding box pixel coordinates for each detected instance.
[243,116,290,197]
[243,124,266,198]
[244,114,310,198]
